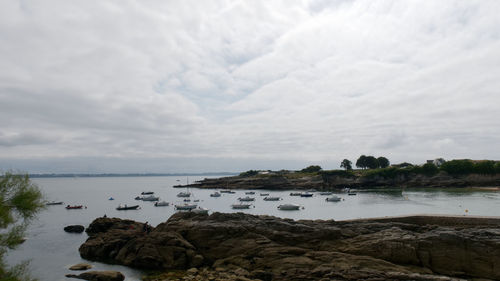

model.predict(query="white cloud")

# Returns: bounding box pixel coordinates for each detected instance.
[1,0,500,172]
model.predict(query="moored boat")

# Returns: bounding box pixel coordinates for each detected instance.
[141,191,154,195]
[290,192,302,196]
[245,191,255,195]
[260,193,270,196]
[66,205,83,209]
[177,192,191,198]
[277,204,301,210]
[263,196,281,201]
[300,192,313,197]
[154,201,170,207]
[142,195,160,201]
[210,192,221,197]
[46,201,64,205]
[191,207,209,214]
[238,196,255,202]
[116,204,140,210]
[319,192,333,195]
[231,203,252,209]
[220,190,236,194]
[175,203,198,210]
[325,196,342,202]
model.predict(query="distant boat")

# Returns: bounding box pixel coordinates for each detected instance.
[277,204,301,210]
[141,191,154,195]
[231,203,252,209]
[135,196,143,200]
[319,192,333,195]
[347,189,357,196]
[65,205,83,209]
[177,192,191,198]
[175,203,198,211]
[108,197,114,200]
[142,195,160,201]
[154,201,169,207]
[183,199,191,202]
[290,192,302,196]
[46,201,63,205]
[191,207,209,214]
[325,196,342,202]
[263,196,281,201]
[238,196,255,202]
[210,192,221,197]
[245,191,255,195]
[260,193,270,196]
[116,204,140,210]
[300,192,313,197]
[220,190,235,194]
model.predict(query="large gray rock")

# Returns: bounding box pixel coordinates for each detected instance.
[79,213,500,280]
[64,225,85,233]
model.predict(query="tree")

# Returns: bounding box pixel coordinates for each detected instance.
[0,172,44,281]
[377,157,390,168]
[340,159,352,171]
[365,156,379,169]
[300,165,322,173]
[356,155,367,169]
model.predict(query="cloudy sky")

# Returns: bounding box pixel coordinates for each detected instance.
[1,0,499,173]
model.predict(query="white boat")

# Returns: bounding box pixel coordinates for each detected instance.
[245,191,255,195]
[175,203,198,210]
[142,195,160,201]
[238,196,255,202]
[220,190,235,194]
[278,204,301,210]
[191,207,209,214]
[300,192,313,197]
[177,192,191,198]
[154,201,170,207]
[263,196,281,201]
[231,203,252,209]
[319,192,333,195]
[325,196,341,202]
[210,192,221,197]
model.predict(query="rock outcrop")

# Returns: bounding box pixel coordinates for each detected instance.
[69,263,92,270]
[66,270,124,281]
[80,213,500,280]
[64,225,85,233]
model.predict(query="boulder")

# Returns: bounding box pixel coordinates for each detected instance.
[64,225,85,233]
[69,263,92,270]
[65,270,124,281]
[79,213,500,280]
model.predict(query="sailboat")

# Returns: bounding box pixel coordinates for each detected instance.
[177,177,192,197]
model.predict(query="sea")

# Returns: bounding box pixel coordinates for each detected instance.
[6,175,500,281]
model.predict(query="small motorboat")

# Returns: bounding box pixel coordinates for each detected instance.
[220,190,235,194]
[289,192,302,196]
[135,196,143,200]
[46,201,64,205]
[116,204,140,210]
[142,195,160,201]
[245,191,255,195]
[319,192,333,195]
[193,199,200,202]
[154,201,170,207]
[65,205,83,209]
[300,192,313,197]
[191,207,209,214]
[141,191,154,195]
[238,196,255,202]
[183,199,191,202]
[177,192,191,198]
[231,203,252,209]
[263,196,281,201]
[278,204,301,210]
[260,193,270,196]
[210,192,221,197]
[175,203,198,210]
[326,196,342,202]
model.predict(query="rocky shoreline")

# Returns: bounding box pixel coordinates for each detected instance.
[79,213,500,280]
[177,172,500,190]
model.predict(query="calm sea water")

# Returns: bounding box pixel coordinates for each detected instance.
[7,176,500,280]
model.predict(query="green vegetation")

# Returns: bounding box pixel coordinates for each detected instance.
[0,172,44,281]
[300,165,322,173]
[340,159,352,171]
[239,170,259,177]
[356,155,390,169]
[377,157,390,168]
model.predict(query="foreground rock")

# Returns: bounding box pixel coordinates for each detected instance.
[69,263,92,270]
[65,270,124,281]
[64,225,85,233]
[80,213,500,280]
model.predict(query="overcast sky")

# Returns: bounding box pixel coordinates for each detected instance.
[1,0,500,173]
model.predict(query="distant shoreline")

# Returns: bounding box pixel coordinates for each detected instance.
[28,172,237,178]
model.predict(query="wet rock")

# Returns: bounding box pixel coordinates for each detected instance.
[69,263,92,270]
[64,225,85,233]
[79,213,500,280]
[65,270,124,281]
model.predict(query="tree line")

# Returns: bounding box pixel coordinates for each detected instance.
[340,155,390,170]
